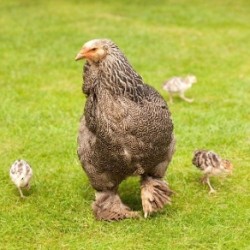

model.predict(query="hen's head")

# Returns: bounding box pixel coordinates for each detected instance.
[75,39,115,63]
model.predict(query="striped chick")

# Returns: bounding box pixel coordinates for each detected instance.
[192,150,233,194]
[10,159,33,198]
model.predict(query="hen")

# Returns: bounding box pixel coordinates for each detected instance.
[75,39,175,220]
[192,150,233,194]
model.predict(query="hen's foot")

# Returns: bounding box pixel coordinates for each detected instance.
[92,191,139,221]
[141,177,173,218]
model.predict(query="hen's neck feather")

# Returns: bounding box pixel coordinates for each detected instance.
[83,48,146,103]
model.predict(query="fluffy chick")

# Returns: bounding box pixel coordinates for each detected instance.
[163,75,197,103]
[10,159,33,198]
[192,150,233,194]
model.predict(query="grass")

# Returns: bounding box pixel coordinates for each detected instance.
[0,0,249,249]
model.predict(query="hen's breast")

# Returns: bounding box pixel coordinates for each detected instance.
[82,59,173,175]
[84,84,173,173]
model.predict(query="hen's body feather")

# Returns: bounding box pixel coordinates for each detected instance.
[76,39,175,220]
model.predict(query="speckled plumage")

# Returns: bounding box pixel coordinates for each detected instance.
[192,150,233,193]
[10,159,32,198]
[76,39,175,220]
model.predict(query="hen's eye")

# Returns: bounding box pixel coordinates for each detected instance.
[91,48,97,52]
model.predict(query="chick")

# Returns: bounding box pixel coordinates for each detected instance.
[163,75,197,103]
[192,150,233,194]
[10,159,33,198]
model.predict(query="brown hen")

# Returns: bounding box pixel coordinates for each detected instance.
[75,39,175,220]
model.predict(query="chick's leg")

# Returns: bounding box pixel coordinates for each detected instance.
[25,182,30,190]
[201,175,208,184]
[168,93,173,104]
[18,187,25,198]
[179,92,193,103]
[206,177,216,194]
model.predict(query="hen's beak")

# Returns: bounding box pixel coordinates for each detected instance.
[75,48,85,61]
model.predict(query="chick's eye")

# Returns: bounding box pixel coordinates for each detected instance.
[91,48,97,52]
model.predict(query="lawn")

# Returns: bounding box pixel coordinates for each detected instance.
[0,0,249,249]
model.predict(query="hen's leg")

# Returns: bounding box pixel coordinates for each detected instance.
[78,119,139,221]
[92,191,139,221]
[82,161,139,221]
[141,138,175,218]
[201,175,207,184]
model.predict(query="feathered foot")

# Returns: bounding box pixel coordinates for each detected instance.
[92,191,139,221]
[141,177,173,218]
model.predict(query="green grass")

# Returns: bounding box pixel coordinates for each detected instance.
[1,0,250,249]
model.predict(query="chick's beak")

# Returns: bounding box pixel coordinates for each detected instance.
[75,48,86,61]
